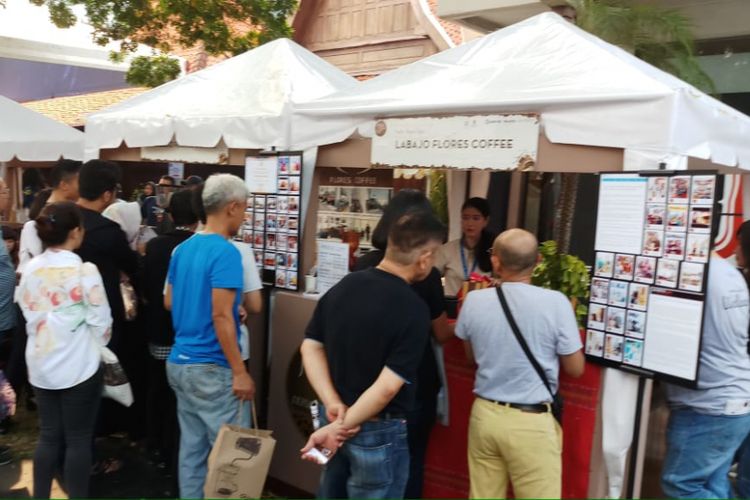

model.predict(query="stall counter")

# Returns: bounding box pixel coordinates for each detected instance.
[267,290,321,495]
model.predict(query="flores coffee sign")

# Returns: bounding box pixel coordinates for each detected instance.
[371,114,539,170]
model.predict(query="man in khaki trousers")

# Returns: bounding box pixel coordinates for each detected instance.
[455,229,585,498]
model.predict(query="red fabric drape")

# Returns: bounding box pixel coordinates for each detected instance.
[423,331,602,498]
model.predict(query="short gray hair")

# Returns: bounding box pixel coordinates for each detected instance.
[202,174,248,215]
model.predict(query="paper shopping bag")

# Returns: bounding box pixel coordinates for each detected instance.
[204,403,276,499]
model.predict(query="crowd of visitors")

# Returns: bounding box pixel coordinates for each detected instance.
[1,158,750,500]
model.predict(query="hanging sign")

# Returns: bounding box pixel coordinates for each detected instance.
[371,114,539,170]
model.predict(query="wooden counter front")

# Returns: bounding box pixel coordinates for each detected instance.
[267,290,321,495]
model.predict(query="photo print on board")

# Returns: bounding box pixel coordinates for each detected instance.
[646,205,666,230]
[290,157,302,175]
[634,256,656,284]
[685,233,710,263]
[278,156,290,175]
[604,334,624,362]
[614,254,635,281]
[679,262,705,292]
[623,338,644,366]
[605,307,625,335]
[643,230,664,257]
[588,303,607,331]
[628,283,649,311]
[625,310,646,339]
[647,177,668,203]
[608,281,629,308]
[586,330,605,357]
[689,206,712,234]
[669,176,690,204]
[595,252,615,278]
[656,259,679,288]
[591,278,610,304]
[667,205,688,232]
[263,251,276,270]
[691,175,716,205]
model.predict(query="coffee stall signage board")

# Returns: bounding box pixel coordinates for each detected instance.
[584,172,720,387]
[371,114,539,170]
[240,153,303,291]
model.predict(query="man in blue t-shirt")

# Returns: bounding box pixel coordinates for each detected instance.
[165,174,253,499]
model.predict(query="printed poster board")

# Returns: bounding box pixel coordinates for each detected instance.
[584,172,721,387]
[239,153,303,291]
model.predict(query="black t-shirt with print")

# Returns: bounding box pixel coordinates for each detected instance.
[305,268,431,414]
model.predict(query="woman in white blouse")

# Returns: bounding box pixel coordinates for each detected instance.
[17,201,112,499]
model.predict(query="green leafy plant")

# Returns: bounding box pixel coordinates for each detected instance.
[126,54,181,88]
[532,240,590,328]
[428,170,449,225]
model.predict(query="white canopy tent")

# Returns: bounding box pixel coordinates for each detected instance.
[84,38,358,159]
[295,12,750,171]
[0,94,84,161]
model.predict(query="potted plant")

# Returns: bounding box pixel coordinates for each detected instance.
[532,240,590,328]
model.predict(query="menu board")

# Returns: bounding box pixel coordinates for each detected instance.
[239,153,302,290]
[316,167,394,253]
[584,172,719,386]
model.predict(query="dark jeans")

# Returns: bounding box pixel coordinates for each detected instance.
[405,399,437,499]
[33,369,103,499]
[662,408,750,498]
[318,418,410,499]
[5,306,28,397]
[146,356,178,467]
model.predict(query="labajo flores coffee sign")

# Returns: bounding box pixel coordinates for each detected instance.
[371,114,538,170]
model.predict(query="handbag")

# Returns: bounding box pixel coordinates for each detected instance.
[495,285,563,424]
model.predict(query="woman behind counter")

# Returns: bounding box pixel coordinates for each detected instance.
[435,197,495,297]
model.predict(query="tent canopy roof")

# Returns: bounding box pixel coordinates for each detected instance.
[0,94,84,161]
[297,13,750,170]
[85,38,358,155]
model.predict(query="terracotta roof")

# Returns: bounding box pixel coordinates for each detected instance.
[427,0,464,46]
[22,87,149,127]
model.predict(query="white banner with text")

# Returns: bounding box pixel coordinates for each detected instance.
[371,114,539,170]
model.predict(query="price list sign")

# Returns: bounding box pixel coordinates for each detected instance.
[585,172,720,386]
[241,153,303,290]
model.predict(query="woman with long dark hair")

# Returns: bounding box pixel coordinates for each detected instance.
[16,202,112,498]
[435,197,495,296]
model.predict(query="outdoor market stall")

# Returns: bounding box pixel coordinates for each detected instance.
[82,38,361,494]
[0,94,85,221]
[83,13,750,497]
[284,12,750,499]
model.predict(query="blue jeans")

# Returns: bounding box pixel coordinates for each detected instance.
[166,363,240,499]
[662,408,750,498]
[318,418,410,499]
[736,432,750,498]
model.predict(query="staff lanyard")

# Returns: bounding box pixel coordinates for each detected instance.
[460,240,478,280]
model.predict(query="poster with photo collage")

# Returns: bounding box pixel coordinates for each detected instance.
[239,154,302,290]
[585,173,719,386]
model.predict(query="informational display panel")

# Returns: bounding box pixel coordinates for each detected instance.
[315,167,394,254]
[316,241,350,295]
[239,153,302,291]
[584,172,719,386]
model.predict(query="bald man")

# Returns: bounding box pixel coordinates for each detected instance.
[455,229,584,499]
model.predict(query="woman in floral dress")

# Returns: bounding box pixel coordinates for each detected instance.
[16,201,112,499]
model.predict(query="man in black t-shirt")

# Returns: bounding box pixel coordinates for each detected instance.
[301,212,446,499]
